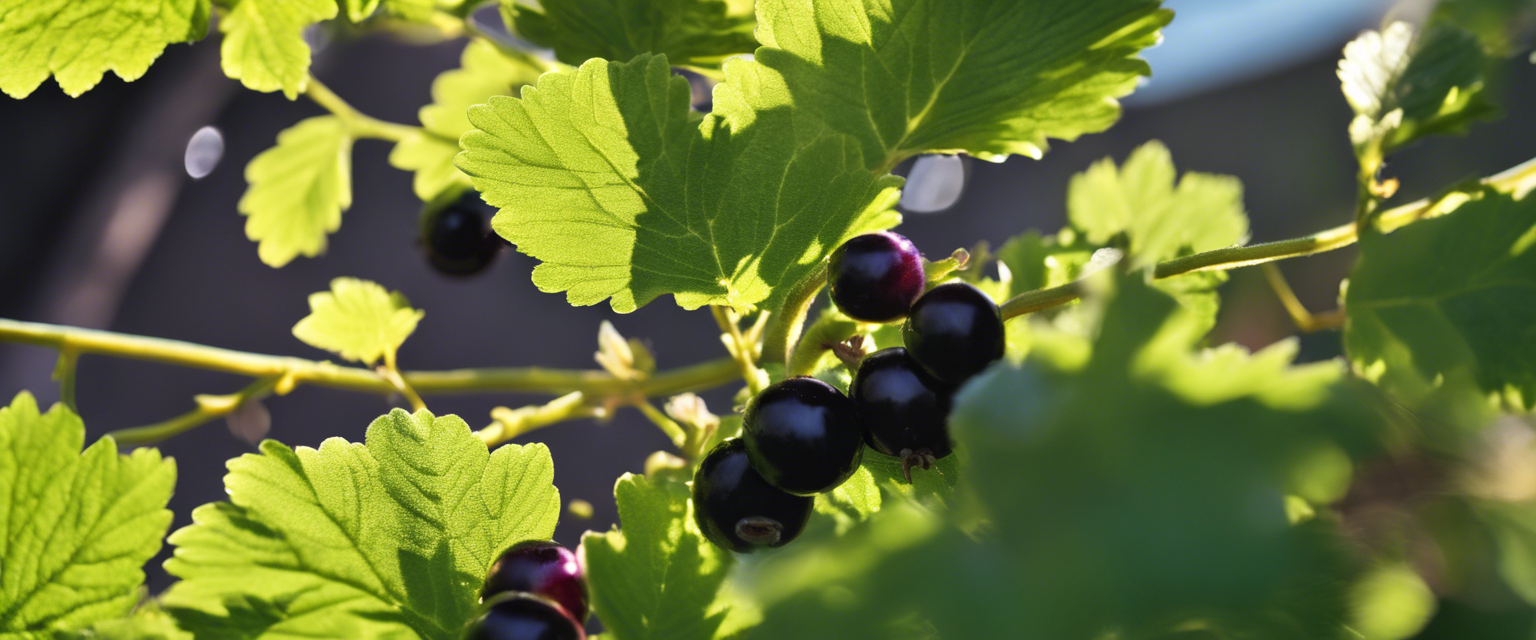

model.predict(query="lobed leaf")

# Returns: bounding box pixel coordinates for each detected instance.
[292,277,424,366]
[220,0,336,98]
[0,0,208,98]
[239,116,354,267]
[503,0,757,69]
[1345,189,1536,411]
[162,409,560,639]
[1338,21,1497,157]
[0,392,176,636]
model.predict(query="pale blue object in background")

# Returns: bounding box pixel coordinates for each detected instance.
[1130,0,1397,105]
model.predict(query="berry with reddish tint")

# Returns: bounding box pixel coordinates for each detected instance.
[462,593,585,640]
[902,282,1005,385]
[850,347,953,479]
[828,232,926,322]
[692,439,814,553]
[743,377,863,496]
[422,190,503,276]
[482,540,588,623]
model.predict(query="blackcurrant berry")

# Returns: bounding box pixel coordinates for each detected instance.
[849,347,953,480]
[743,377,863,495]
[692,439,813,553]
[462,593,585,640]
[902,281,1005,385]
[421,190,502,276]
[482,540,588,623]
[828,232,926,322]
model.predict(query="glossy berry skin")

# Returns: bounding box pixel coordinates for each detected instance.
[481,541,588,623]
[462,593,585,640]
[850,348,953,462]
[422,191,502,276]
[828,232,926,322]
[902,282,1005,385]
[692,439,814,553]
[743,377,863,495]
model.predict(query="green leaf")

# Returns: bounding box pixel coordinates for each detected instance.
[341,0,380,22]
[239,116,354,267]
[1344,189,1536,411]
[503,0,757,69]
[995,230,1094,297]
[581,473,754,640]
[0,392,176,636]
[1432,0,1536,56]
[457,54,902,312]
[1347,562,1437,640]
[389,41,549,200]
[82,601,193,640]
[1067,141,1250,268]
[944,276,1375,638]
[162,409,560,640]
[292,277,423,366]
[383,0,435,22]
[220,0,336,98]
[0,0,209,98]
[751,0,1171,168]
[1338,21,1497,158]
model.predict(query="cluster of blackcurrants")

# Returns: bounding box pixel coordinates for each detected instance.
[420,189,506,277]
[463,540,590,640]
[693,231,1005,553]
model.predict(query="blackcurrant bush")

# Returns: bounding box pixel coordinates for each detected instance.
[743,377,863,495]
[482,540,588,623]
[462,593,585,640]
[421,190,503,276]
[902,281,1005,385]
[849,347,953,480]
[692,439,814,553]
[828,231,925,322]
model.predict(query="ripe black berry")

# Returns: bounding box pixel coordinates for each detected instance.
[743,377,863,495]
[482,541,588,623]
[849,347,953,480]
[828,232,925,322]
[421,190,502,276]
[902,282,1005,385]
[463,593,585,640]
[692,439,814,553]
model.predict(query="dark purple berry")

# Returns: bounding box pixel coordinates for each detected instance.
[482,541,588,623]
[828,232,926,322]
[902,282,1005,385]
[692,439,813,553]
[422,190,502,276]
[743,377,863,495]
[462,593,585,640]
[850,347,953,480]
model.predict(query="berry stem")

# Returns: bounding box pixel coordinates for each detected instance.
[479,392,605,446]
[303,75,420,143]
[787,313,859,377]
[380,350,428,412]
[998,155,1536,321]
[760,259,829,368]
[51,348,79,413]
[712,306,766,395]
[107,377,280,446]
[1261,264,1345,333]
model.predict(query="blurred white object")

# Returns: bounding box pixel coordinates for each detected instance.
[1130,0,1394,105]
[226,398,272,446]
[900,155,968,213]
[184,126,224,179]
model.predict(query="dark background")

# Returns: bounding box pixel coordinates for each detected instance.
[1,3,1533,591]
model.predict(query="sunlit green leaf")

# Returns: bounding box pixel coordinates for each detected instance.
[239,116,354,267]
[0,0,208,98]
[1339,21,1497,157]
[162,409,560,639]
[220,0,336,98]
[503,0,756,69]
[0,392,176,636]
[292,277,423,366]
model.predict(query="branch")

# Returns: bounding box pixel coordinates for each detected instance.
[0,318,739,398]
[304,76,420,143]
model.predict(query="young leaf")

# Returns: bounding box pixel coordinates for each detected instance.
[1067,141,1249,268]
[162,409,560,639]
[1345,189,1536,411]
[0,392,176,636]
[390,40,549,200]
[292,277,424,366]
[239,116,354,267]
[0,0,209,98]
[220,0,337,98]
[750,0,1171,169]
[581,473,752,640]
[384,0,435,22]
[503,0,757,69]
[457,54,902,312]
[1339,21,1496,158]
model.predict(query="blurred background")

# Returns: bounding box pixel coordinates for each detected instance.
[1,0,1533,591]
